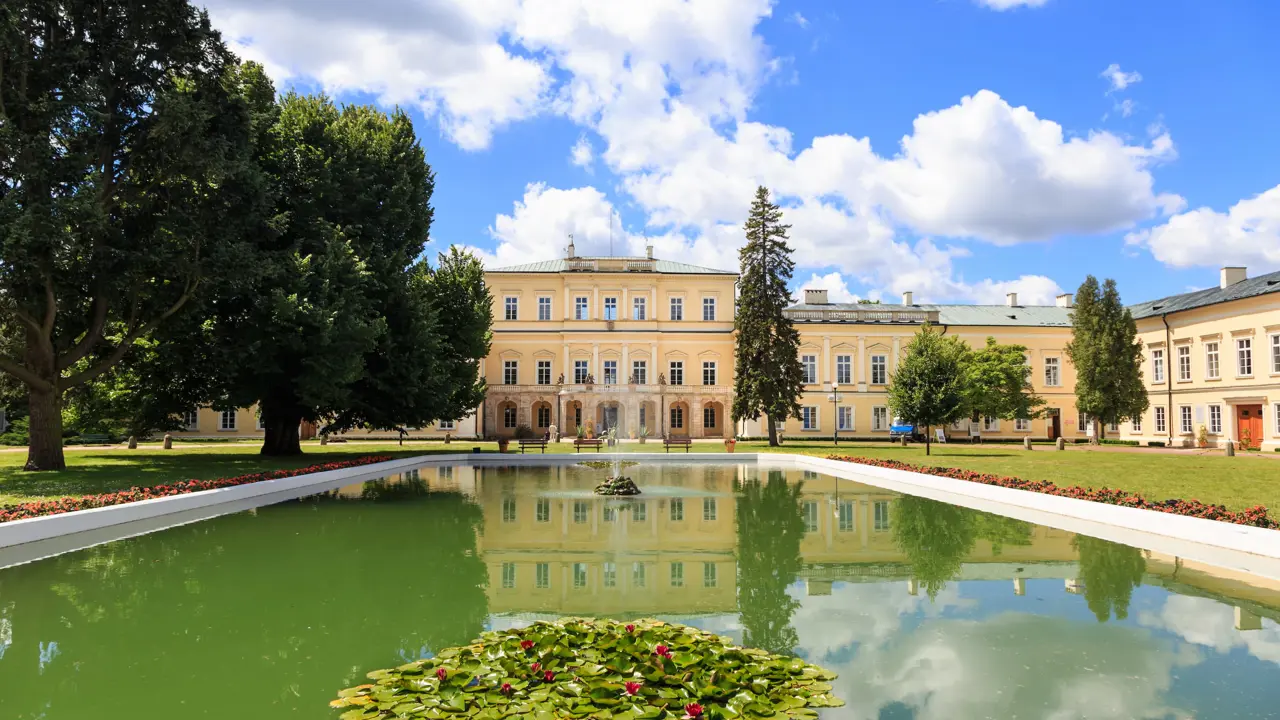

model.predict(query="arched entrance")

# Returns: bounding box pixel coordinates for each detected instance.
[496,400,518,437]
[668,400,691,437]
[700,401,726,438]
[638,400,657,438]
[597,401,623,437]
[565,400,584,434]
[532,400,553,436]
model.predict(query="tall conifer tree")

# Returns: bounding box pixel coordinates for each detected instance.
[731,187,804,446]
[1065,276,1148,442]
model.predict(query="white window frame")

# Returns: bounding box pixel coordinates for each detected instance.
[1077,412,1093,436]
[670,405,684,429]
[1205,342,1220,380]
[1044,356,1061,387]
[836,355,852,385]
[1177,345,1191,382]
[701,297,716,321]
[1155,406,1167,433]
[183,410,199,431]
[574,296,589,320]
[803,501,819,533]
[801,355,817,384]
[1131,416,1142,433]
[503,360,518,385]
[603,359,618,385]
[536,562,550,589]
[703,405,717,430]
[502,562,516,589]
[536,359,552,386]
[1271,333,1280,375]
[703,497,717,522]
[702,361,717,386]
[503,406,517,429]
[983,416,1000,432]
[703,562,717,588]
[1209,405,1222,435]
[537,296,552,321]
[801,406,819,431]
[1274,403,1280,437]
[669,296,684,321]
[670,561,684,587]
[1151,348,1165,383]
[504,296,518,321]
[872,406,888,431]
[1015,417,1031,432]
[1179,405,1193,435]
[837,406,854,431]
[573,359,589,384]
[219,409,237,431]
[669,361,684,386]
[603,296,618,321]
[1237,338,1253,377]
[838,500,855,532]
[603,562,617,588]
[536,405,551,428]
[438,419,455,431]
[256,413,265,431]
[871,355,888,385]
[633,296,647,321]
[632,360,647,385]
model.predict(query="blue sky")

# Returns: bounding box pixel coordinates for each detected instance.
[203,0,1280,306]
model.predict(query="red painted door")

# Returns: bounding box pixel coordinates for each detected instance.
[1236,405,1263,449]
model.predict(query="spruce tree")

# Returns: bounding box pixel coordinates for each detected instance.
[731,186,804,446]
[1065,276,1148,442]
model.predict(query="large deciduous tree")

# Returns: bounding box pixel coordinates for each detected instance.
[961,337,1045,438]
[1065,276,1148,443]
[731,186,804,446]
[887,323,969,455]
[0,1,264,469]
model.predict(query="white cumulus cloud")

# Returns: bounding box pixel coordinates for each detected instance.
[1126,184,1280,273]
[1102,63,1144,92]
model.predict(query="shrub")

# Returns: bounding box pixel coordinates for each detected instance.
[0,455,392,524]
[0,416,30,446]
[826,455,1276,529]
[1100,439,1140,447]
[1147,441,1166,448]
[513,424,536,440]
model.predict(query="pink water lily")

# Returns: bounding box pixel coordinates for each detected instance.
[543,670,556,682]
[500,682,514,696]
[625,624,635,633]
[682,703,704,719]
[623,681,643,697]
[530,662,541,673]
[435,668,447,682]
[520,640,535,651]
[654,645,673,659]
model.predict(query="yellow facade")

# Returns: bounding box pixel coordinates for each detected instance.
[169,405,479,439]
[1118,267,1280,451]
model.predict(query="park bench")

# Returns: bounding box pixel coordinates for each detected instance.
[663,436,692,453]
[518,438,549,454]
[76,433,113,445]
[574,438,604,453]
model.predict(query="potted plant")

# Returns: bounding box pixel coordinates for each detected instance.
[576,424,587,440]
[638,425,649,445]
[497,437,510,453]
[1240,427,1253,451]
[1197,424,1209,448]
[724,436,737,453]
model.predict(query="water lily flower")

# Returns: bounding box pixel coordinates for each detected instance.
[654,645,673,659]
[435,668,447,682]
[543,670,556,683]
[520,640,535,651]
[500,683,514,696]
[623,681,643,697]
[625,624,635,633]
[531,662,541,673]
[682,702,704,719]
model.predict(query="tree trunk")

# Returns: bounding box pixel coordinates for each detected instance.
[925,425,931,456]
[260,402,304,456]
[25,386,66,471]
[766,415,779,447]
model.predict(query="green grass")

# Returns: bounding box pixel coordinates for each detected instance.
[1,438,1276,513]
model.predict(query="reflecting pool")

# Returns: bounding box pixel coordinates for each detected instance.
[1,462,1278,719]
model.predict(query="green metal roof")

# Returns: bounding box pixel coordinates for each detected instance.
[1128,269,1280,319]
[487,257,737,275]
[786,303,1073,327]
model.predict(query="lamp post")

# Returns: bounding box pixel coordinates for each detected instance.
[831,382,841,446]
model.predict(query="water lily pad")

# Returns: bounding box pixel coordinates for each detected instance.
[332,618,844,719]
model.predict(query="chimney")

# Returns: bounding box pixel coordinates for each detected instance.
[1055,293,1073,308]
[1220,266,1247,289]
[804,288,829,305]
[901,291,914,305]
[1006,292,1019,307]
[566,235,576,259]
[646,245,654,260]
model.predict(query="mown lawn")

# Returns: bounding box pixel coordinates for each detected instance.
[1,438,1277,512]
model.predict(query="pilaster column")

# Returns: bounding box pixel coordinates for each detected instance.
[857,336,867,390]
[822,335,831,386]
[562,343,569,381]
[892,337,901,374]
[592,343,600,381]
[593,286,600,320]
[651,287,658,319]
[622,343,630,382]
[622,288,629,319]
[651,342,659,382]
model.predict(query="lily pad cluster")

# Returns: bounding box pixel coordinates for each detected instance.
[578,461,639,471]
[331,618,844,719]
[594,477,642,496]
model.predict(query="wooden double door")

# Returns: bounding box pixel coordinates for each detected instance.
[1235,405,1264,449]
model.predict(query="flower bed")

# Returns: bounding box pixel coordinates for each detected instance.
[827,455,1277,529]
[332,618,844,719]
[0,455,393,524]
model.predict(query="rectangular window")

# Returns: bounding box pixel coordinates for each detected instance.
[1205,342,1220,379]
[502,497,517,523]
[537,405,551,428]
[220,410,237,431]
[603,297,617,321]
[801,355,817,384]
[702,297,716,321]
[183,410,199,431]
[602,505,617,523]
[536,498,550,523]
[1109,420,1119,433]
[670,297,684,321]
[535,562,550,589]
[537,296,552,321]
[1237,338,1252,376]
[603,562,617,588]
[633,297,647,320]
[438,419,455,430]
[574,359,589,383]
[503,360,518,385]
[874,501,891,531]
[1180,405,1193,434]
[604,360,618,385]
[574,296,589,320]
[632,360,647,385]
[703,562,717,588]
[573,563,588,589]
[1132,416,1143,433]
[1177,345,1191,381]
[632,502,647,523]
[838,406,853,431]
[703,497,717,521]
[573,500,589,524]
[632,562,646,588]
[670,562,684,587]
[838,500,855,532]
[1015,418,1031,431]
[504,406,517,428]
[871,355,888,385]
[670,406,684,429]
[502,563,516,589]
[1044,357,1061,387]
[504,296,518,321]
[1151,348,1165,383]
[984,416,1000,432]
[702,361,717,385]
[703,406,716,429]
[1155,406,1167,433]
[803,501,819,533]
[1209,405,1222,435]
[669,361,684,386]
[256,412,265,430]
[836,355,852,385]
[536,360,551,385]
[872,406,888,431]
[801,406,818,430]
[1078,412,1092,436]
[1275,404,1280,438]
[670,497,684,521]
[1273,334,1280,374]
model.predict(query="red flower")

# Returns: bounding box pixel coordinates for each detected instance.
[543,671,556,682]
[530,662,541,673]
[500,682,514,696]
[625,624,635,633]
[654,645,672,659]
[520,640,535,651]
[436,668,448,681]
[623,681,643,696]
[682,703,704,719]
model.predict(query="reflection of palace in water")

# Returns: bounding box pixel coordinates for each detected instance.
[335,464,1280,631]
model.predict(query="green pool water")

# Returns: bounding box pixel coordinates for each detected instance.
[1,462,1278,719]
